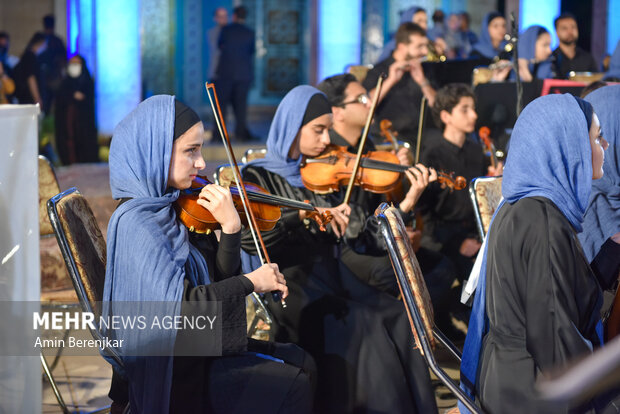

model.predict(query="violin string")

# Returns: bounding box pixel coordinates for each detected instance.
[206,84,265,265]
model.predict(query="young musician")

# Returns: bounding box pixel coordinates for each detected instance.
[419,83,502,282]
[461,93,620,413]
[241,85,437,413]
[316,74,458,333]
[103,95,313,413]
[363,22,436,145]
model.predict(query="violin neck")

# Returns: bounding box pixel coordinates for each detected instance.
[360,157,408,173]
[233,187,315,211]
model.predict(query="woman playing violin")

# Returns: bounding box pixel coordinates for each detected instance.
[103,96,313,413]
[241,86,437,414]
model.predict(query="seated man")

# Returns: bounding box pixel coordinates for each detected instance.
[317,73,460,335]
[552,13,598,79]
[418,83,502,283]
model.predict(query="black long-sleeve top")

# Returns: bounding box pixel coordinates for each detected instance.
[418,135,488,254]
[478,196,620,414]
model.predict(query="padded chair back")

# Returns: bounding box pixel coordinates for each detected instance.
[242,147,267,164]
[469,176,503,239]
[375,204,435,352]
[375,202,482,413]
[47,187,124,367]
[39,155,61,236]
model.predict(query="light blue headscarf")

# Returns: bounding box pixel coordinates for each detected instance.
[243,85,327,187]
[103,95,210,413]
[604,40,620,80]
[459,94,593,413]
[241,85,328,274]
[377,7,427,62]
[518,25,554,79]
[579,85,620,261]
[472,12,507,59]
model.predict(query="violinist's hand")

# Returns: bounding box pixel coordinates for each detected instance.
[487,161,503,177]
[197,184,241,234]
[74,91,85,101]
[303,203,350,238]
[611,232,620,244]
[460,238,481,258]
[244,263,288,299]
[400,164,437,213]
[394,147,410,166]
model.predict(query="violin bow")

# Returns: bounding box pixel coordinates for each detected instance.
[414,96,426,164]
[343,73,386,205]
[206,82,286,306]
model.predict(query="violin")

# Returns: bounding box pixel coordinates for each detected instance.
[479,126,498,170]
[300,145,466,194]
[379,119,400,152]
[175,176,332,233]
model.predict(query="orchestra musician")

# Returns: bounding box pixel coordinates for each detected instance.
[316,73,459,336]
[103,95,314,414]
[363,22,437,145]
[460,93,620,414]
[240,85,438,414]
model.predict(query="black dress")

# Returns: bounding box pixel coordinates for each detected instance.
[477,196,620,414]
[54,61,99,164]
[108,222,313,414]
[241,165,438,414]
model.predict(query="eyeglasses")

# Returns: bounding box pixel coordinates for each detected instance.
[339,93,369,107]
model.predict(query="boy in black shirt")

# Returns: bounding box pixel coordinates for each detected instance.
[419,83,502,281]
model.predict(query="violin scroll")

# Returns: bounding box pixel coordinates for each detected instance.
[304,205,334,232]
[437,171,467,191]
[379,119,399,152]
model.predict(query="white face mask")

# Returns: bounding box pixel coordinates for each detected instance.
[67,63,82,78]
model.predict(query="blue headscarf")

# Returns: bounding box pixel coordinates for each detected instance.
[103,95,210,413]
[579,85,620,261]
[472,12,507,59]
[605,40,620,80]
[518,25,554,79]
[243,85,329,187]
[377,7,427,62]
[459,94,593,412]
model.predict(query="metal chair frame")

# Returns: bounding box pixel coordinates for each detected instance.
[375,203,482,413]
[241,147,267,164]
[47,187,128,413]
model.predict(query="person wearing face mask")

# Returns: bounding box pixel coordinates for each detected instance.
[363,22,437,145]
[0,61,15,104]
[54,55,98,165]
[12,32,46,107]
[459,94,620,414]
[0,31,19,72]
